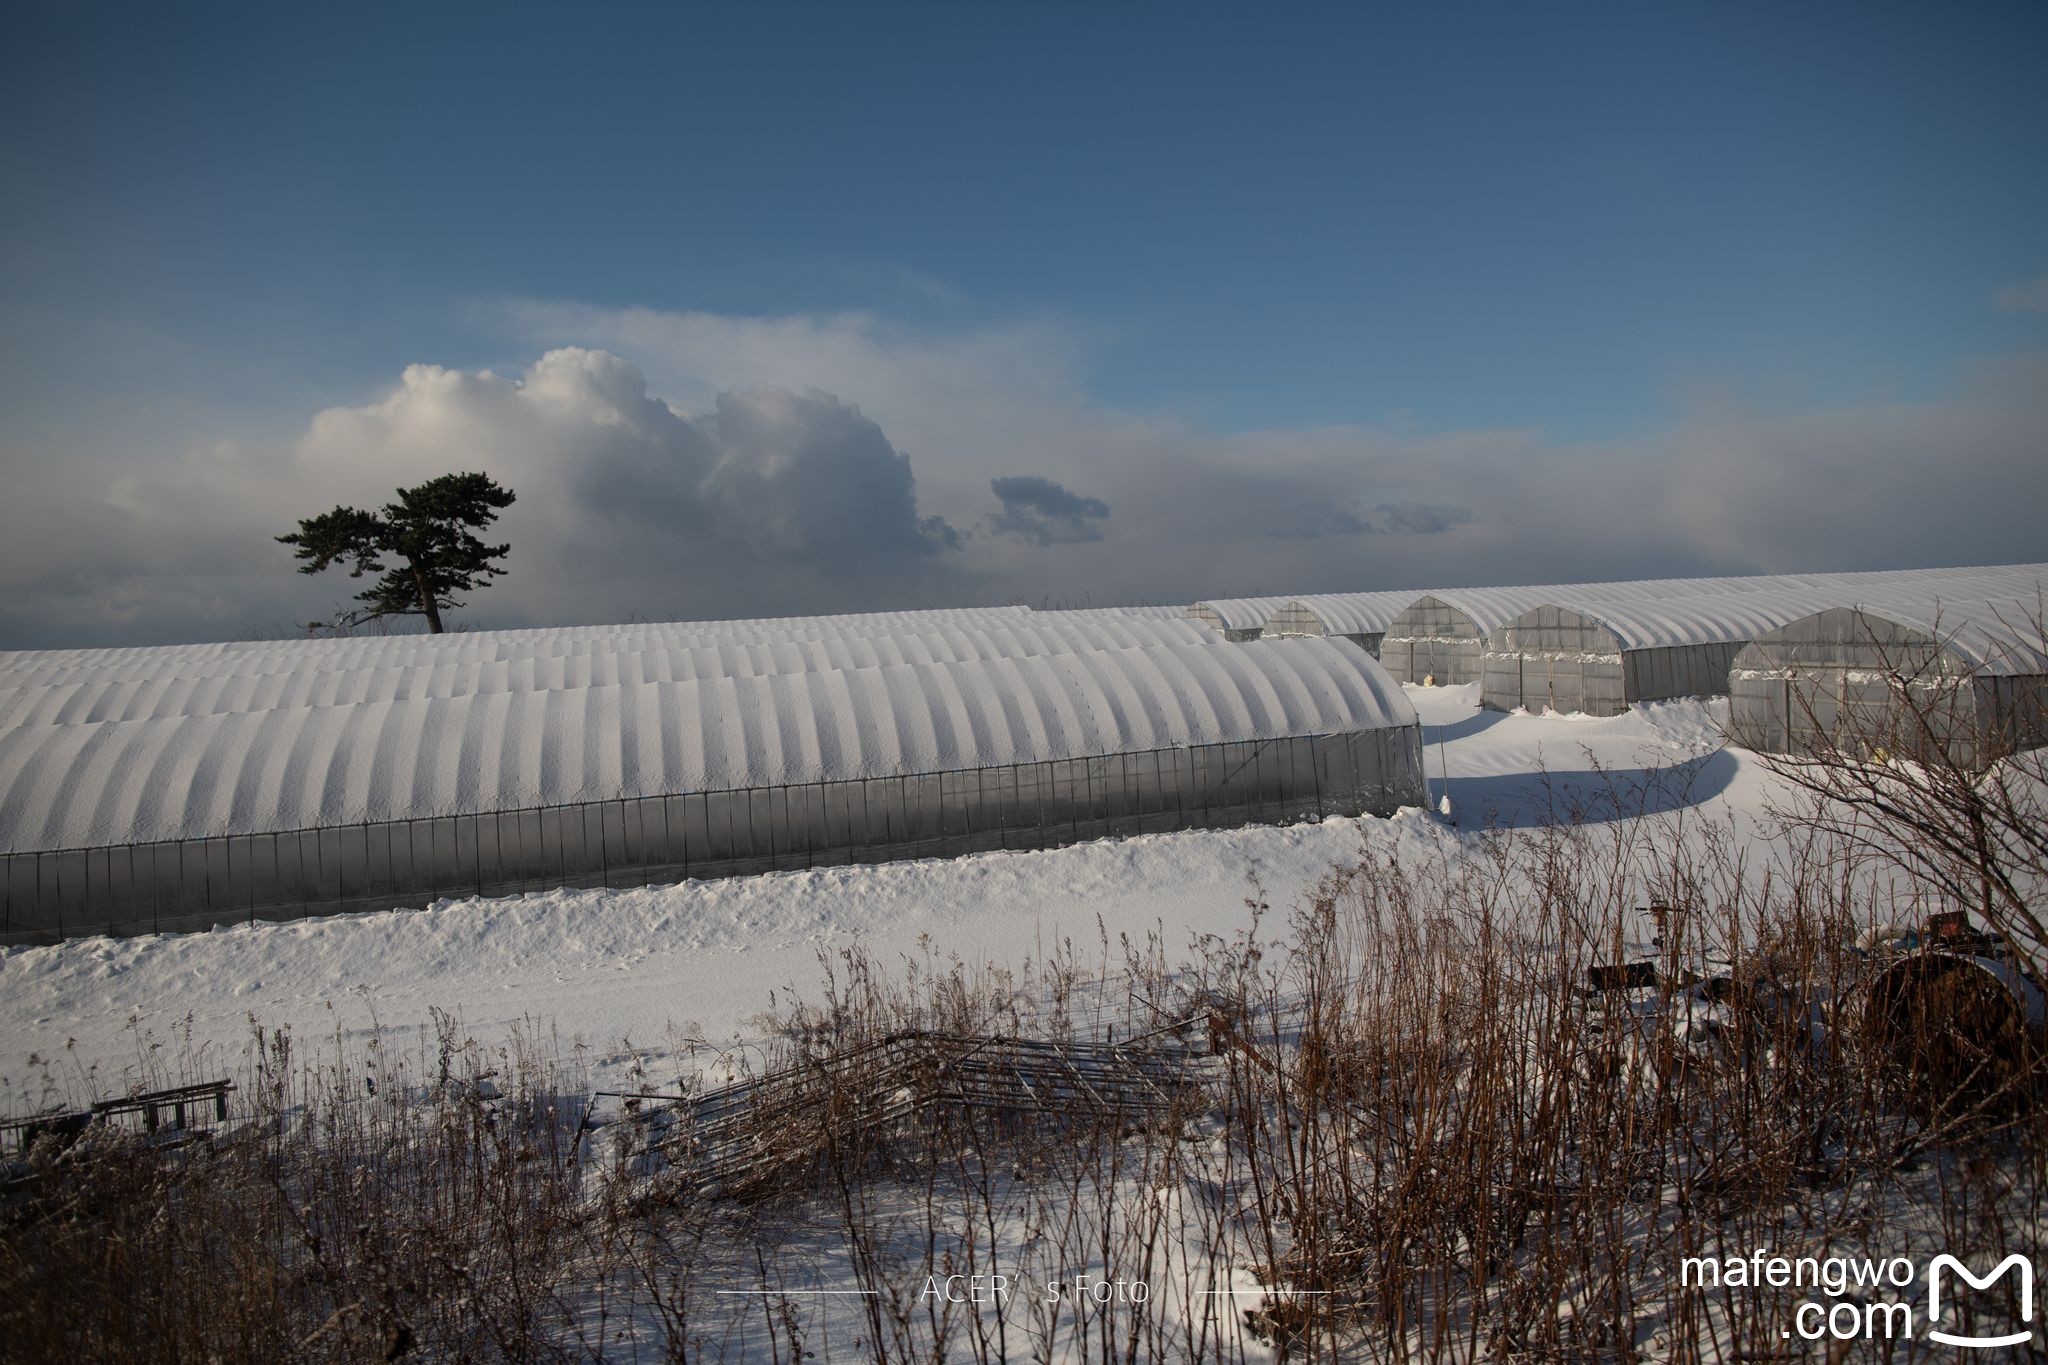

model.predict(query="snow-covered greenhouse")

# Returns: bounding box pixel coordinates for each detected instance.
[1186,597,1294,641]
[0,612,1427,942]
[1376,588,1564,685]
[1259,592,1420,653]
[1478,591,1849,717]
[1379,576,1829,687]
[1480,566,2048,718]
[1376,571,1976,688]
[1726,586,2048,766]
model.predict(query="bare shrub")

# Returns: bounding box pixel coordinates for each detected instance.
[3,764,2042,1360]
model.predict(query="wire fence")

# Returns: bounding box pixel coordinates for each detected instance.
[2,727,1424,944]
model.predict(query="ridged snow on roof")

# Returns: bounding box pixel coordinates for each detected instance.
[1380,588,1566,636]
[1036,605,1190,620]
[0,618,1213,701]
[1187,598,1295,632]
[1261,566,2047,650]
[1747,591,2048,675]
[1277,578,1807,639]
[1264,592,1420,637]
[0,637,1417,853]
[1510,591,1849,652]
[1509,566,2048,654]
[0,606,1040,684]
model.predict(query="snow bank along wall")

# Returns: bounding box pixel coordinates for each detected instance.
[0,612,1426,943]
[1727,598,2048,766]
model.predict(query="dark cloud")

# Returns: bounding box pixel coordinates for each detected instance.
[918,515,964,551]
[703,387,959,561]
[1373,501,1474,535]
[985,475,1112,546]
[1265,498,1470,541]
[1266,505,1374,540]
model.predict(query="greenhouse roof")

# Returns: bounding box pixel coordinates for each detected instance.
[0,636,1415,852]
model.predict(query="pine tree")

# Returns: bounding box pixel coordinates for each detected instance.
[278,472,516,634]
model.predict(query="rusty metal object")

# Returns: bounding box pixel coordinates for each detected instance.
[1863,943,2044,1116]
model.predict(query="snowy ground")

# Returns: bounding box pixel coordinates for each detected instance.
[0,684,1775,1102]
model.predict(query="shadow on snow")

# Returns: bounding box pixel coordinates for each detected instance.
[1433,747,1739,830]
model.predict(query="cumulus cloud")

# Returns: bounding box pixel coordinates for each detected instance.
[985,475,1112,545]
[297,351,962,622]
[0,348,974,645]
[3,306,2047,649]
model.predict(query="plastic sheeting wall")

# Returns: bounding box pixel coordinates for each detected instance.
[0,726,1425,944]
[1621,642,1749,705]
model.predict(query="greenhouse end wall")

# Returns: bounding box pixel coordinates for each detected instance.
[1382,638,1482,687]
[1380,597,1487,686]
[1186,605,1266,641]
[1262,603,1330,638]
[1262,604,1383,654]
[1481,607,1628,716]
[1725,608,2048,766]
[1481,651,1627,717]
[1,726,1426,944]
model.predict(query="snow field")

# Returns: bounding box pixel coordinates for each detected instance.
[1,683,1756,1098]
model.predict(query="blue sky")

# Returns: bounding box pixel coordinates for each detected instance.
[2,2,2045,645]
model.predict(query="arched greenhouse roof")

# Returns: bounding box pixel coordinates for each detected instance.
[0,607,1043,680]
[1187,597,1295,633]
[1498,566,2048,656]
[0,637,1417,853]
[1495,590,1854,652]
[1262,592,1420,637]
[0,616,1215,698]
[1738,595,2048,676]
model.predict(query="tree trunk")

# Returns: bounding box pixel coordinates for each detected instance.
[409,560,444,634]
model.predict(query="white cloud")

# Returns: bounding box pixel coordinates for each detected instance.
[289,349,963,626]
[2,306,2045,648]
[0,348,973,644]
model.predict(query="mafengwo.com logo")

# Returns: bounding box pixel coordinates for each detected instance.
[1680,1250,2035,1348]
[1928,1255,2034,1350]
